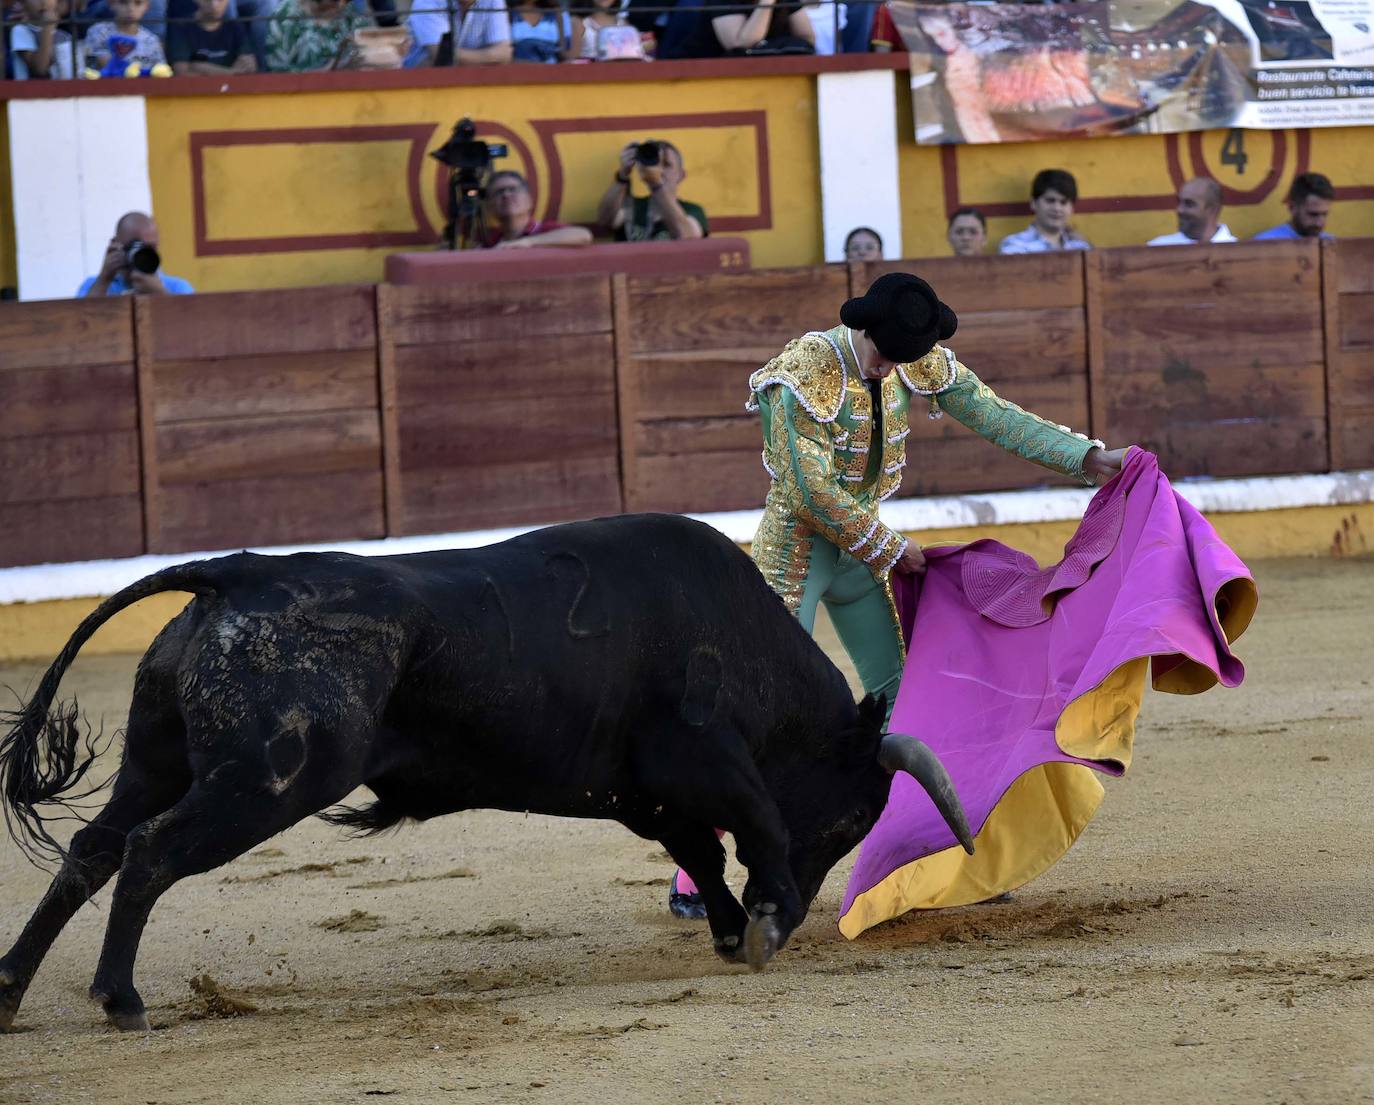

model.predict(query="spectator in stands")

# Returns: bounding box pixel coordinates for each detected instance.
[1254,172,1335,240]
[844,226,882,261]
[78,212,194,297]
[480,171,592,249]
[573,0,641,60]
[837,0,870,51]
[947,207,987,257]
[596,140,708,241]
[656,0,813,60]
[509,0,579,60]
[404,0,510,65]
[1000,168,1090,253]
[85,0,166,69]
[802,0,844,55]
[9,0,84,78]
[266,0,369,70]
[167,0,255,71]
[129,0,262,70]
[1148,177,1237,246]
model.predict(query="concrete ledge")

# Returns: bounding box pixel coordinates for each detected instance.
[1,471,1369,662]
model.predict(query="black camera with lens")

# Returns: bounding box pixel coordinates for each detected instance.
[430,117,509,178]
[124,240,160,275]
[635,140,662,167]
[430,117,511,251]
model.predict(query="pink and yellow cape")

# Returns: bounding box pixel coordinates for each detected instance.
[839,449,1257,938]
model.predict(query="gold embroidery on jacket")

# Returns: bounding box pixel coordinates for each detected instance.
[746,334,847,423]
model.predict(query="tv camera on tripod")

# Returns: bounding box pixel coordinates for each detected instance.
[430,118,509,250]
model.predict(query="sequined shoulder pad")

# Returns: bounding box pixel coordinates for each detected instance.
[896,345,960,395]
[746,333,847,423]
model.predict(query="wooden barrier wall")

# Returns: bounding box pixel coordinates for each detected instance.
[1089,240,1328,478]
[616,266,849,514]
[1324,239,1374,471]
[379,280,622,535]
[140,287,386,553]
[0,299,143,566]
[0,238,1365,570]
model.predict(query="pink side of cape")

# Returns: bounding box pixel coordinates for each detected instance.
[840,450,1253,918]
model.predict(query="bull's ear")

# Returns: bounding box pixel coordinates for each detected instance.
[858,693,887,728]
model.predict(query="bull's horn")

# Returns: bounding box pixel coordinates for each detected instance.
[878,734,975,855]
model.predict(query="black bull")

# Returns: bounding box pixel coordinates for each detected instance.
[0,513,971,1032]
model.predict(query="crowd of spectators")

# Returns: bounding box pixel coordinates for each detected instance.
[66,159,1343,299]
[858,168,1339,262]
[0,0,898,76]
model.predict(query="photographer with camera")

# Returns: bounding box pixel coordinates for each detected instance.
[77,213,194,298]
[595,140,708,243]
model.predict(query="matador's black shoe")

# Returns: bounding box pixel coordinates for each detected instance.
[668,870,707,920]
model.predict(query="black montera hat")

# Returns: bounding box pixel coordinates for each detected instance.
[839,272,958,363]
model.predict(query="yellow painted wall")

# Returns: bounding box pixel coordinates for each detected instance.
[898,76,1374,258]
[145,74,821,292]
[7,68,1374,291]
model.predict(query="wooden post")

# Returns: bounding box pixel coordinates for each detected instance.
[132,295,162,553]
[1082,250,1107,447]
[374,284,405,536]
[847,260,867,297]
[1320,238,1342,473]
[611,273,637,514]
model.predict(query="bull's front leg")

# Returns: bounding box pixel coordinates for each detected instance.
[730,812,805,971]
[657,824,749,963]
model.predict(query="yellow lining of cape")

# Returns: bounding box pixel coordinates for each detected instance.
[838,761,1106,938]
[839,655,1155,939]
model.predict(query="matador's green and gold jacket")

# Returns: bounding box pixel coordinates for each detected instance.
[746,325,1102,613]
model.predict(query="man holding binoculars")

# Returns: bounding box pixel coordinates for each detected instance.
[595,139,709,243]
[78,212,195,298]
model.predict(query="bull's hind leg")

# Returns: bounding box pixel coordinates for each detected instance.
[88,760,359,1031]
[0,682,189,1032]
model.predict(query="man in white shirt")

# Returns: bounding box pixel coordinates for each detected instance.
[404,0,511,66]
[1147,177,1237,246]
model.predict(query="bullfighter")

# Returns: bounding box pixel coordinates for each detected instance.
[669,272,1127,918]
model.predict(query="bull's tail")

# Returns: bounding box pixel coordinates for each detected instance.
[316,798,408,836]
[0,560,223,868]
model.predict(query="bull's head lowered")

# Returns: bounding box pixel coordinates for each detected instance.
[724,695,974,970]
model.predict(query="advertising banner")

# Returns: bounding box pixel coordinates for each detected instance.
[896,0,1374,143]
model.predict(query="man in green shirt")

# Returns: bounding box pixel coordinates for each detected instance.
[596,139,709,242]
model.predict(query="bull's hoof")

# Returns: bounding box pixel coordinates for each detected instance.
[91,987,150,1033]
[0,963,28,1033]
[712,933,748,965]
[744,914,781,972]
[102,1003,151,1033]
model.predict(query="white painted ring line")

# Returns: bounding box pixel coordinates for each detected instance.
[1,469,1370,606]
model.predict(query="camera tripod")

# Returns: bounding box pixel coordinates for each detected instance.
[443,168,490,251]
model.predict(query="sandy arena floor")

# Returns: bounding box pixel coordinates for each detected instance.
[1,556,1371,1105]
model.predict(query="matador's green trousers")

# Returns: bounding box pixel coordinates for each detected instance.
[792,537,904,724]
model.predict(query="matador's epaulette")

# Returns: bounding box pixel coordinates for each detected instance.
[745,332,847,424]
[896,345,960,395]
